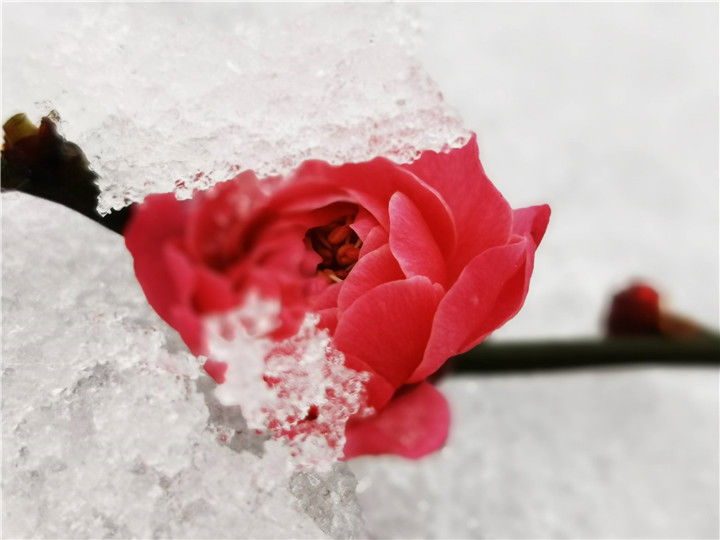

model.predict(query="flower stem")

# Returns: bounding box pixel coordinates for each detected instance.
[447,335,720,374]
[1,113,130,234]
[5,114,719,375]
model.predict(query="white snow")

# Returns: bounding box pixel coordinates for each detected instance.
[1,192,365,539]
[2,3,467,215]
[2,3,717,538]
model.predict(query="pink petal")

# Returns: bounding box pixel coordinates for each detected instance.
[204,359,228,384]
[167,303,205,356]
[343,354,396,411]
[445,205,550,353]
[388,192,446,285]
[350,206,377,241]
[337,244,404,313]
[333,276,444,388]
[124,194,209,354]
[408,237,533,382]
[163,244,206,354]
[358,226,388,257]
[124,194,189,318]
[288,201,360,230]
[512,204,551,247]
[403,134,513,280]
[192,267,238,314]
[311,283,342,332]
[311,281,342,311]
[316,307,339,334]
[264,180,352,214]
[293,158,457,257]
[343,382,450,459]
[185,178,259,269]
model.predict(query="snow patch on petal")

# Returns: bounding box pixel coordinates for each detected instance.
[207,293,370,470]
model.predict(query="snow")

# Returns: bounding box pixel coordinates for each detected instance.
[1,192,365,539]
[2,3,467,215]
[2,3,717,538]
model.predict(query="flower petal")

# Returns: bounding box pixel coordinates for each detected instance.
[388,192,446,285]
[192,267,238,314]
[343,354,396,411]
[333,276,444,388]
[316,307,339,334]
[512,204,551,247]
[337,244,404,313]
[263,180,352,214]
[311,281,342,311]
[203,359,228,384]
[408,236,533,382]
[404,134,513,280]
[350,206,377,241]
[311,282,342,333]
[343,382,450,459]
[185,176,260,269]
[293,158,457,256]
[358,226,388,257]
[124,194,210,354]
[124,194,188,317]
[162,244,206,354]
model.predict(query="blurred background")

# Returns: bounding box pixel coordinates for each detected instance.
[415,3,718,340]
[354,4,719,538]
[3,3,718,539]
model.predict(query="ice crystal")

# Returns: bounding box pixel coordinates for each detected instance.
[2,3,468,215]
[208,299,370,470]
[2,192,366,539]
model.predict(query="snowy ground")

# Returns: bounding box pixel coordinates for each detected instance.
[3,3,718,539]
[1,193,365,539]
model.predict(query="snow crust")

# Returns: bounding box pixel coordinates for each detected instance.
[2,3,467,215]
[1,192,365,539]
[350,371,718,538]
[207,303,370,469]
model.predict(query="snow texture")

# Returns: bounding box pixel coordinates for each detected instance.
[1,192,365,539]
[2,3,467,215]
[350,371,719,539]
[207,305,370,469]
[2,3,718,538]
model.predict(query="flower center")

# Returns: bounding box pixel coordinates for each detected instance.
[305,216,362,282]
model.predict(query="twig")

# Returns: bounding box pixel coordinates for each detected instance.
[447,336,720,374]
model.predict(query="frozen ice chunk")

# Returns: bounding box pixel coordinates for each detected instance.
[2,3,468,215]
[207,304,370,469]
[2,192,365,539]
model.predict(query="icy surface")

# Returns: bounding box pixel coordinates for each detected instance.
[2,3,467,215]
[1,192,365,539]
[350,371,719,539]
[207,306,370,469]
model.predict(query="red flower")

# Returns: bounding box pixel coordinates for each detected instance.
[125,134,550,459]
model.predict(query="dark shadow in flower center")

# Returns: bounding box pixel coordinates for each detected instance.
[305,214,362,283]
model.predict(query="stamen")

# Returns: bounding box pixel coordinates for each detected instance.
[336,244,359,266]
[316,247,334,265]
[305,213,363,281]
[328,225,351,245]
